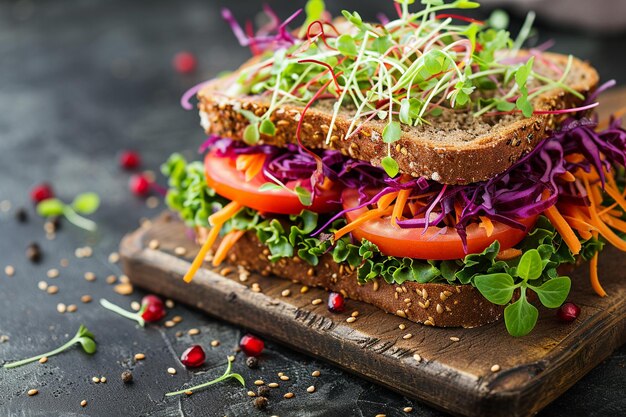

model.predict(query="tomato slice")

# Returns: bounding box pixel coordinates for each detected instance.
[204,151,342,215]
[342,189,538,260]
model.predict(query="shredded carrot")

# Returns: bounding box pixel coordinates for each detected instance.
[559,171,576,182]
[391,189,411,225]
[318,177,334,191]
[183,226,221,283]
[582,177,626,251]
[334,207,393,241]
[377,192,399,210]
[597,106,626,130]
[244,154,266,181]
[544,202,581,255]
[597,203,619,216]
[235,154,258,171]
[601,214,626,234]
[212,230,245,267]
[495,248,522,261]
[565,153,585,164]
[603,182,626,213]
[454,200,463,225]
[589,232,607,297]
[478,216,494,237]
[209,201,242,226]
[561,215,598,233]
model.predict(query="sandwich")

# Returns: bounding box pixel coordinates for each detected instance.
[162,0,626,336]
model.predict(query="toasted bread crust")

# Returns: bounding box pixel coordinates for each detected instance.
[198,52,599,184]
[196,227,504,328]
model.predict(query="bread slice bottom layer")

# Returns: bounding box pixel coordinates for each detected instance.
[196,227,504,328]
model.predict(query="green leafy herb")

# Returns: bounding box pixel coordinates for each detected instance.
[294,186,313,206]
[381,156,399,177]
[165,359,245,396]
[382,121,402,143]
[243,123,260,144]
[504,288,538,337]
[3,325,96,368]
[36,192,100,232]
[99,298,146,327]
[259,119,276,136]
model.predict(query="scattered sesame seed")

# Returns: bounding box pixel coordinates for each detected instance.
[175,331,183,338]
[311,298,323,305]
[108,252,120,263]
[0,335,9,343]
[268,382,279,388]
[254,380,264,386]
[100,376,107,383]
[413,353,422,363]
[396,310,407,318]
[307,385,315,393]
[277,372,284,377]
[172,315,183,323]
[247,390,256,397]
[57,303,66,313]
[375,414,386,417]
[281,289,291,297]
[165,299,175,308]
[146,196,159,209]
[283,392,294,399]
[346,317,357,323]
[84,272,96,282]
[38,281,48,291]
[251,283,262,293]
[312,370,321,377]
[403,407,413,413]
[130,301,141,311]
[227,355,235,362]
[185,391,193,396]
[174,246,187,256]
[279,375,289,381]
[5,265,15,277]
[188,328,200,336]
[60,258,69,267]
[92,377,100,383]
[67,304,77,313]
[450,336,460,342]
[114,283,133,295]
[210,340,220,347]
[0,200,11,212]
[106,275,117,285]
[134,353,145,361]
[300,285,309,294]
[80,295,92,303]
[81,400,87,407]
[167,367,177,375]
[27,389,38,396]
[47,268,59,278]
[403,333,413,340]
[351,311,359,317]
[39,357,48,364]
[148,239,160,250]
[491,364,501,373]
[164,320,176,328]
[46,285,59,294]
[398,323,406,330]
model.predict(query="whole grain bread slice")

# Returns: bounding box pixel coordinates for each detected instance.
[196,226,504,328]
[197,52,598,184]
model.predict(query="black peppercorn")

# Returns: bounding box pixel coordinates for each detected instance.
[246,356,258,369]
[15,208,28,223]
[253,396,268,410]
[121,370,133,383]
[257,385,270,397]
[26,242,41,263]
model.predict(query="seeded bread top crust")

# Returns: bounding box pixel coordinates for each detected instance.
[198,52,599,184]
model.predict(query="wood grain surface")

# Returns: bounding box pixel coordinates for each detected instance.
[121,213,626,417]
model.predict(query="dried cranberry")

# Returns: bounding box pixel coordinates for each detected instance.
[327,292,345,313]
[31,183,54,203]
[557,302,581,323]
[239,334,264,357]
[180,345,206,368]
[119,151,141,170]
[129,174,150,197]
[140,294,166,322]
[173,52,197,74]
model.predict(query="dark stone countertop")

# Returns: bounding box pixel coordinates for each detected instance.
[0,1,624,416]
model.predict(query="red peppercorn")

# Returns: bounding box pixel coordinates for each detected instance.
[129,174,151,197]
[180,345,206,368]
[327,292,345,313]
[30,183,54,203]
[173,52,197,74]
[140,294,166,322]
[557,302,581,323]
[239,334,264,357]
[119,150,141,170]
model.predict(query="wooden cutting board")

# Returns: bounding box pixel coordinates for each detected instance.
[120,213,625,417]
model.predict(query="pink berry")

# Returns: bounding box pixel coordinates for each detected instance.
[180,345,206,368]
[31,183,54,203]
[173,52,197,74]
[327,292,345,313]
[129,174,150,197]
[557,302,581,323]
[239,334,264,357]
[119,150,141,170]
[140,294,166,322]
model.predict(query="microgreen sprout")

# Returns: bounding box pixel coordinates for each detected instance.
[165,358,245,397]
[36,192,100,232]
[474,249,571,336]
[99,298,147,327]
[224,0,583,174]
[3,325,96,368]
